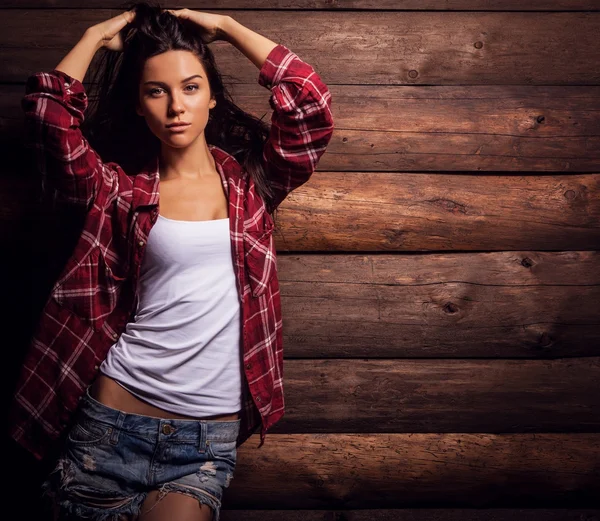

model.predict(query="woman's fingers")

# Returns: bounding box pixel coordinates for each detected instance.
[108,10,134,35]
[166,8,189,19]
[110,9,135,31]
[121,9,136,25]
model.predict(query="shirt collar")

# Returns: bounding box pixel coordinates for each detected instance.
[131,144,245,212]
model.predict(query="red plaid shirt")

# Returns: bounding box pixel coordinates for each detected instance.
[9,43,334,461]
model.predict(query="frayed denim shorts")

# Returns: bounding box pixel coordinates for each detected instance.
[42,387,241,521]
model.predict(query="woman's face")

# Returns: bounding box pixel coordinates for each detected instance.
[136,50,215,147]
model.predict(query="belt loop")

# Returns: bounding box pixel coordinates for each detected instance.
[110,411,125,445]
[198,421,207,454]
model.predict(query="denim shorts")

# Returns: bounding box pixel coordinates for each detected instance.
[42,388,241,521]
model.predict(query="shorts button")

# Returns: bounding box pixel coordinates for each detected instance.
[162,424,175,435]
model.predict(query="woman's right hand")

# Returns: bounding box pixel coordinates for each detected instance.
[89,9,137,51]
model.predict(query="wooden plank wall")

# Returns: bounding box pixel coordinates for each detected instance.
[1,1,599,520]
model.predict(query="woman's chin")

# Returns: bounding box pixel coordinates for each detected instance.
[160,134,196,147]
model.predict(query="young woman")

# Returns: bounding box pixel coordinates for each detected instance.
[9,2,334,520]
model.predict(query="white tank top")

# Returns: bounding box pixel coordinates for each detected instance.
[99,213,243,416]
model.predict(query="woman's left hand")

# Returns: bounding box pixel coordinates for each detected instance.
[165,9,229,44]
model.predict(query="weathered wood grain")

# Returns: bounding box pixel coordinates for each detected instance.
[225,433,600,508]
[269,358,600,432]
[0,11,599,84]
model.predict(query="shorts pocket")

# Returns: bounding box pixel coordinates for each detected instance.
[207,439,237,467]
[67,417,113,446]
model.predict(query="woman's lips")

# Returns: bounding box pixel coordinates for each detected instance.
[166,123,191,132]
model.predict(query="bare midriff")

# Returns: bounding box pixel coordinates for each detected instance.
[90,374,241,421]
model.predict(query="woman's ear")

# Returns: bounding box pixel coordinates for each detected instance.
[136,104,144,116]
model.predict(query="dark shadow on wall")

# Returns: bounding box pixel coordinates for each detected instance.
[0,144,86,520]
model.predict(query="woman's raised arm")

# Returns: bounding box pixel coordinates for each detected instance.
[22,10,135,209]
[221,17,335,213]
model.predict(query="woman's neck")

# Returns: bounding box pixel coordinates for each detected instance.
[159,137,216,181]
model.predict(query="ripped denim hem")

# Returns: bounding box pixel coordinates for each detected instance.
[157,482,222,521]
[41,458,222,521]
[41,458,147,521]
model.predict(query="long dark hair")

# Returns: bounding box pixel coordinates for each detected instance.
[82,0,279,218]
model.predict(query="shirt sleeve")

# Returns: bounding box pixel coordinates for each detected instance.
[258,44,334,213]
[21,68,104,209]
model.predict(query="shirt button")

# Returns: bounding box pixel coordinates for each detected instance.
[245,363,251,370]
[111,332,118,340]
[64,82,71,88]
[138,240,144,247]
[94,365,99,371]
[256,396,262,403]
[266,83,271,89]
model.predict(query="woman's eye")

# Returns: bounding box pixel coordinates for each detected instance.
[148,85,197,96]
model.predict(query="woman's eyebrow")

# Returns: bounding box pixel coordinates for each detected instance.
[143,74,203,86]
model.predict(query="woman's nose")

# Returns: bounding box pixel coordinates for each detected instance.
[168,95,184,115]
